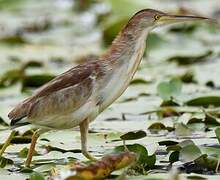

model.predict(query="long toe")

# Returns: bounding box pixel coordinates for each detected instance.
[82,150,98,161]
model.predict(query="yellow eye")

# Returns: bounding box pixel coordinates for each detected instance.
[154,15,161,21]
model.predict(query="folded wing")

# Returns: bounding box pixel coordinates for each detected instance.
[8,61,102,126]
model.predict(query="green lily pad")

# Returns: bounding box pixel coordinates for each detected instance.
[195,154,219,171]
[179,70,196,84]
[114,144,156,167]
[29,171,45,180]
[146,33,167,51]
[0,156,13,168]
[204,113,220,126]
[201,146,220,158]
[103,18,128,46]
[120,130,146,141]
[157,78,182,101]
[169,24,198,34]
[175,123,193,136]
[19,147,38,158]
[44,145,81,154]
[148,122,166,130]
[0,35,27,45]
[215,127,220,144]
[11,136,32,144]
[169,151,179,163]
[158,140,179,146]
[187,175,207,180]
[0,69,23,88]
[179,144,202,163]
[186,96,220,107]
[22,74,55,89]
[168,50,213,65]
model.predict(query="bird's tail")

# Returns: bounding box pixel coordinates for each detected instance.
[0,121,30,131]
[8,98,32,125]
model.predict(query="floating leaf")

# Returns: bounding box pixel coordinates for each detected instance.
[29,171,45,180]
[204,113,220,126]
[120,130,146,141]
[187,117,203,124]
[146,33,167,50]
[130,78,150,85]
[11,136,31,144]
[169,24,198,34]
[145,154,156,168]
[215,127,220,144]
[175,123,193,136]
[34,163,55,173]
[0,35,27,45]
[168,50,213,65]
[103,18,128,46]
[167,145,181,152]
[0,0,25,10]
[170,78,182,97]
[65,152,136,180]
[114,144,156,167]
[148,122,166,130]
[22,129,35,136]
[159,107,179,118]
[158,140,179,146]
[148,122,168,134]
[23,61,43,70]
[195,154,220,171]
[187,122,205,131]
[19,147,29,158]
[169,151,179,163]
[74,0,93,12]
[201,146,220,158]
[179,70,196,84]
[0,69,23,88]
[22,74,55,89]
[157,78,182,101]
[20,20,51,33]
[206,81,215,88]
[179,144,202,163]
[185,96,220,107]
[103,0,151,46]
[179,140,195,148]
[160,100,180,107]
[0,156,13,168]
[44,145,81,154]
[157,82,172,101]
[20,167,34,173]
[187,175,207,180]
[19,147,38,158]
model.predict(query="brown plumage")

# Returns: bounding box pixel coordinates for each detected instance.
[2,9,211,167]
[9,60,108,126]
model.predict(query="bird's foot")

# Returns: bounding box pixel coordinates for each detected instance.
[82,150,97,161]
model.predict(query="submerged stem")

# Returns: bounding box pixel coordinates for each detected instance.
[0,130,16,156]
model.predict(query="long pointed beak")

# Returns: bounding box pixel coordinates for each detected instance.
[158,14,217,25]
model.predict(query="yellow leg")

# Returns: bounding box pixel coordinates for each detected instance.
[0,130,16,156]
[25,130,40,167]
[80,119,97,161]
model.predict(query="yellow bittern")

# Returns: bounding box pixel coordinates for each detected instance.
[0,9,212,167]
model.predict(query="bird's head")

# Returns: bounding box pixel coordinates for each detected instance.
[127,9,214,31]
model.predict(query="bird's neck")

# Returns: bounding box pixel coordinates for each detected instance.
[97,27,150,111]
[101,25,150,75]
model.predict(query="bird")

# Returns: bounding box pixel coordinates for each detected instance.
[0,9,212,167]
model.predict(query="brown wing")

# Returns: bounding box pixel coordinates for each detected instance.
[8,60,104,125]
[28,76,94,120]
